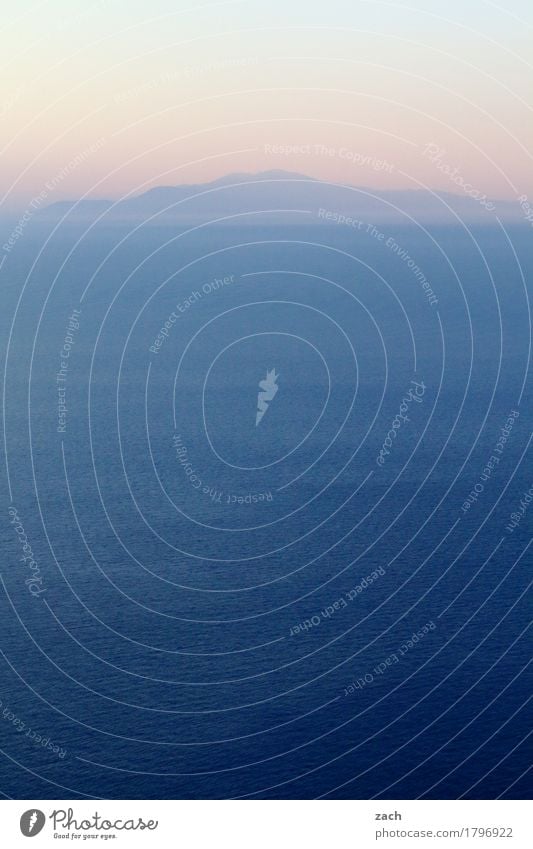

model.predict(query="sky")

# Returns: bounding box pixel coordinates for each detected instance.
[1,0,532,213]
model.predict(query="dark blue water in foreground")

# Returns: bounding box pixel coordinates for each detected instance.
[0,215,531,799]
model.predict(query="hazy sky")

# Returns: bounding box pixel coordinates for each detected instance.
[1,0,532,212]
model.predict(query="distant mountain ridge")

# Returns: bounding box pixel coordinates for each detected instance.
[38,169,522,225]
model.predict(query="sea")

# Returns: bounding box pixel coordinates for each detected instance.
[0,210,531,799]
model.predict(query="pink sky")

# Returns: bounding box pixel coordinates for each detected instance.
[1,1,532,213]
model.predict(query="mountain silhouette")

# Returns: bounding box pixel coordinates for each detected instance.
[39,169,517,224]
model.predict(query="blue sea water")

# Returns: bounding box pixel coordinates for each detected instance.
[0,213,531,799]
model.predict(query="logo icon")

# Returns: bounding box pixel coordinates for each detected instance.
[20,809,46,837]
[256,368,279,426]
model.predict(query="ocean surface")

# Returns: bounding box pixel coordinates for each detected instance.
[0,211,531,799]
